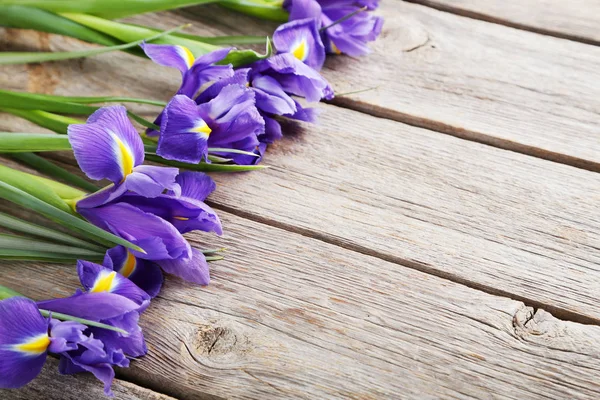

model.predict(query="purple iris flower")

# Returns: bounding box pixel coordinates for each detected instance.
[104,246,164,298]
[159,86,264,164]
[78,171,221,285]
[141,44,266,164]
[141,43,233,99]
[141,44,234,138]
[68,106,180,200]
[38,261,150,369]
[0,296,133,395]
[273,18,326,70]
[284,0,384,57]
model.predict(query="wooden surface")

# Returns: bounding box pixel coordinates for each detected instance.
[404,0,600,45]
[2,1,600,399]
[145,1,600,171]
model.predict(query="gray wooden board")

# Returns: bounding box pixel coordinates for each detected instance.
[1,82,600,323]
[120,2,600,170]
[1,358,176,400]
[2,211,600,399]
[403,0,600,45]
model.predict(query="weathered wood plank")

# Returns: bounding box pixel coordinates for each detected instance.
[127,2,600,170]
[2,211,600,399]
[1,358,176,400]
[403,0,600,45]
[2,87,600,323]
[4,3,600,169]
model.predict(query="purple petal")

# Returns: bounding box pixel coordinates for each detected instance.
[284,0,322,19]
[77,260,150,310]
[47,320,87,353]
[90,311,147,358]
[196,68,250,104]
[169,171,216,201]
[68,106,144,184]
[179,48,234,98]
[252,74,297,115]
[127,165,181,198]
[59,348,124,396]
[37,292,139,321]
[255,53,334,102]
[0,298,48,389]
[274,18,326,70]
[78,202,191,261]
[158,95,210,164]
[140,43,195,75]
[104,246,164,298]
[158,248,210,285]
[119,193,223,236]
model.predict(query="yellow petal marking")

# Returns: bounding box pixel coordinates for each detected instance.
[330,41,342,55]
[120,251,136,278]
[179,45,196,69]
[113,135,134,179]
[91,271,117,293]
[173,216,190,221]
[292,38,309,61]
[15,334,51,354]
[190,120,212,137]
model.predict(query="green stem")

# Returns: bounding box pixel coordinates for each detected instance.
[0,285,128,334]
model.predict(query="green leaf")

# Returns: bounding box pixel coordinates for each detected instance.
[0,180,144,253]
[61,13,218,57]
[0,233,104,258]
[202,248,226,254]
[0,164,87,200]
[1,109,81,135]
[171,32,268,46]
[0,285,26,301]
[0,164,73,213]
[0,6,121,46]
[145,143,259,158]
[205,255,224,262]
[208,147,259,157]
[39,310,128,334]
[0,133,71,152]
[0,24,188,65]
[221,37,273,67]
[127,111,160,131]
[9,152,100,193]
[145,154,268,172]
[0,285,128,334]
[0,90,98,115]
[0,0,219,19]
[0,211,104,251]
[218,0,289,22]
[28,94,167,107]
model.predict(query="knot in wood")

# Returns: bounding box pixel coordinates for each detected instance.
[194,325,237,356]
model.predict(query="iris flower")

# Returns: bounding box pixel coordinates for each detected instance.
[68,106,181,200]
[273,18,326,70]
[0,294,138,395]
[76,168,221,285]
[284,0,384,56]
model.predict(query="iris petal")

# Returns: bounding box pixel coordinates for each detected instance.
[0,298,49,389]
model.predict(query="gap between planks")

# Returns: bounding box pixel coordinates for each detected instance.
[329,96,600,173]
[206,201,600,327]
[401,0,600,47]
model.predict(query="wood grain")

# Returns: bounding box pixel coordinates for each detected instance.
[1,358,176,400]
[122,2,600,170]
[3,211,600,399]
[403,0,600,45]
[2,81,600,323]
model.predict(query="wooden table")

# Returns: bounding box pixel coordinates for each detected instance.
[2,1,600,399]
